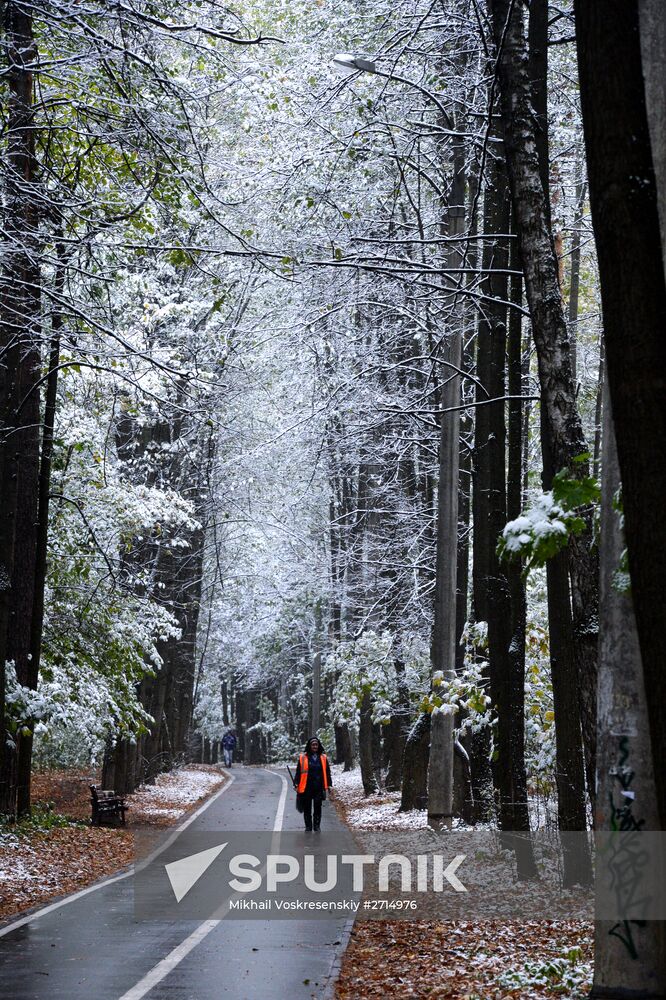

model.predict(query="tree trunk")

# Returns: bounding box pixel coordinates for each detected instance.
[0,0,39,817]
[427,710,453,829]
[400,711,430,812]
[384,715,403,792]
[592,338,605,480]
[470,314,493,813]
[481,141,515,833]
[221,679,229,727]
[546,548,591,884]
[164,530,205,761]
[359,689,378,796]
[427,136,465,829]
[245,689,262,765]
[102,738,136,797]
[567,152,586,385]
[456,414,472,673]
[491,0,598,813]
[371,720,383,790]
[470,203,494,819]
[452,740,474,824]
[17,264,63,818]
[334,722,354,771]
[454,328,473,795]
[479,158,537,877]
[574,0,666,830]
[506,227,536,877]
[385,657,409,791]
[235,689,248,763]
[9,321,40,819]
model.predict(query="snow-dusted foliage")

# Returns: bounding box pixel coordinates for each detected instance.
[500,465,601,573]
[1,0,604,843]
[324,631,430,729]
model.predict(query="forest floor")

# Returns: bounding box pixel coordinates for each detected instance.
[331,767,594,999]
[332,766,431,830]
[0,764,226,922]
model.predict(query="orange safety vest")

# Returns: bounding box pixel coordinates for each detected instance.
[297,752,329,793]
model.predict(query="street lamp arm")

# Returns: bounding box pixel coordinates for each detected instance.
[331,53,453,131]
[331,53,377,75]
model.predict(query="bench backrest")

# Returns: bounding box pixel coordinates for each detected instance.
[90,785,118,801]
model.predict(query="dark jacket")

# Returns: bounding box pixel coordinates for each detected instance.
[222,732,237,750]
[294,741,332,797]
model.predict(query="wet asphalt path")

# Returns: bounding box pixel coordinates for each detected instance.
[0,767,352,1000]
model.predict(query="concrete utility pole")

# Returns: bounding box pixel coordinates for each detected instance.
[592,384,664,995]
[427,140,466,831]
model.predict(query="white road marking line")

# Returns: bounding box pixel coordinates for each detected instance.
[272,770,288,834]
[117,768,288,1000]
[135,772,236,872]
[117,919,223,1000]
[0,769,235,939]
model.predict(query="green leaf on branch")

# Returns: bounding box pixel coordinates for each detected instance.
[498,463,600,573]
[552,467,600,510]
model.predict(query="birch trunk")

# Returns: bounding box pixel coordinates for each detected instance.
[490,0,596,882]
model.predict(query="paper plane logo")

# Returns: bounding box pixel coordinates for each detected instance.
[165,842,227,902]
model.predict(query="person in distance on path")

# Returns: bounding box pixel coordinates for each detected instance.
[293,737,332,832]
[222,729,237,768]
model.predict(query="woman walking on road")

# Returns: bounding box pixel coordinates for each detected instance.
[294,737,333,832]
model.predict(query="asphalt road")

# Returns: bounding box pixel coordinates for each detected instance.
[0,767,353,1000]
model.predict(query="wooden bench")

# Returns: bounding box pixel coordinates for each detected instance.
[90,785,128,827]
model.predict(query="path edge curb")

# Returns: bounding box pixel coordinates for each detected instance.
[321,910,356,1000]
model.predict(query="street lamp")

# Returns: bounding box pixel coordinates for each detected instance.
[331,53,377,76]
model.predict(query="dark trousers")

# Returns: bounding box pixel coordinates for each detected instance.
[301,791,322,830]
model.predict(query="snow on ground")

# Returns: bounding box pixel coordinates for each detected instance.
[136,806,182,820]
[0,765,226,920]
[333,765,555,835]
[0,826,136,920]
[337,919,594,999]
[0,854,39,884]
[129,765,226,824]
[332,765,430,831]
